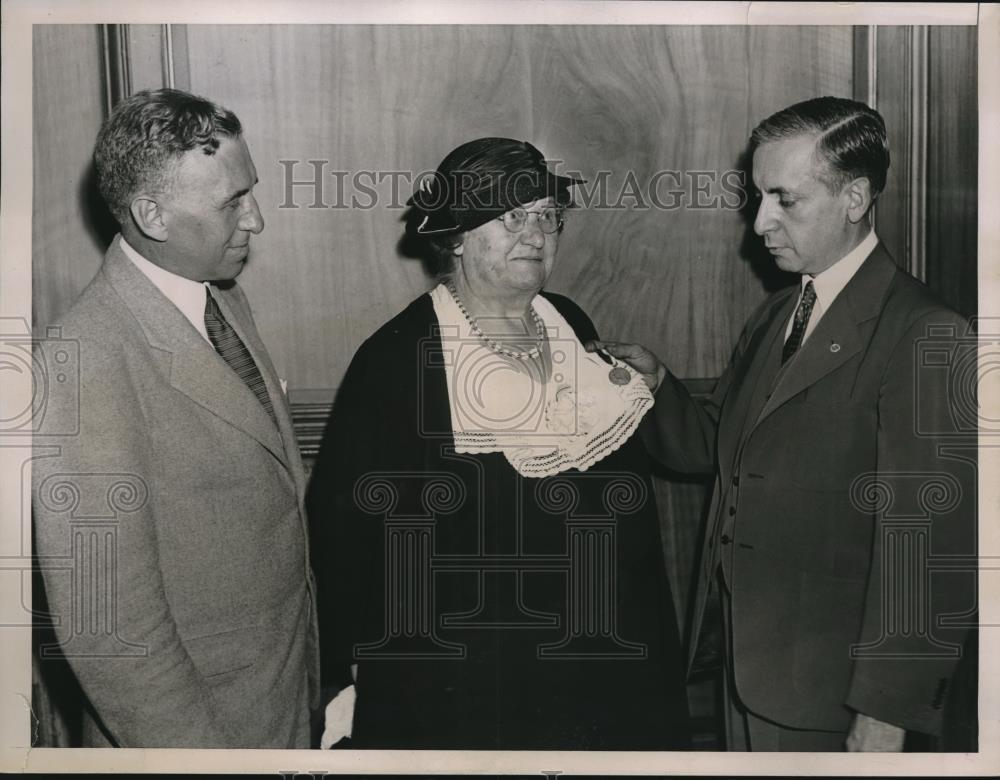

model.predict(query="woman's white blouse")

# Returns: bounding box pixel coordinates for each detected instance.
[430,284,655,478]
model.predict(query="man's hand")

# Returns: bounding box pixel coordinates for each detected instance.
[845,713,906,752]
[584,340,667,392]
[320,684,356,749]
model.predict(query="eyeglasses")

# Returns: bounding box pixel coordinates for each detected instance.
[497,207,564,234]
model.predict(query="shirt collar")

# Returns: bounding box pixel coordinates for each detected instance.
[119,235,210,341]
[803,229,879,311]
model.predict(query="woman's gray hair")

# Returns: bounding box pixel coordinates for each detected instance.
[426,234,463,283]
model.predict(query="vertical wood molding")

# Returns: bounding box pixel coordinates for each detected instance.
[925,25,977,318]
[867,26,878,109]
[162,25,176,88]
[99,24,131,113]
[167,25,191,91]
[99,24,188,104]
[908,25,929,282]
[853,26,879,228]
[852,25,878,106]
[868,25,931,278]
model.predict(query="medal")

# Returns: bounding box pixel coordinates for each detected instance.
[608,366,631,386]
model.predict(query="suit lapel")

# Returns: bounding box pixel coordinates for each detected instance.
[102,238,289,467]
[751,244,898,430]
[717,291,797,465]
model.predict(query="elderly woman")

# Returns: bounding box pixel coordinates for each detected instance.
[307,138,690,749]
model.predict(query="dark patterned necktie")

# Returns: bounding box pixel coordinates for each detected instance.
[204,291,277,426]
[782,280,817,364]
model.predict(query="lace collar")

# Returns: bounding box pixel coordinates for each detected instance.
[429,284,654,478]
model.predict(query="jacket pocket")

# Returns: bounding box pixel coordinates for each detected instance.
[184,625,258,679]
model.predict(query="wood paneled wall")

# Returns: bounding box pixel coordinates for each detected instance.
[32,24,855,626]
[175,25,854,389]
[33,24,855,384]
[31,25,108,331]
[854,25,978,318]
[926,25,977,318]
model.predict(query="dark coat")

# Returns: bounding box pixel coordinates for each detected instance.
[308,291,691,749]
[644,244,976,735]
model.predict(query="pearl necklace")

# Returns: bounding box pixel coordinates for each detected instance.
[446,282,545,361]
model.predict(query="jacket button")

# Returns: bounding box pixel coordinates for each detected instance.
[721,534,732,545]
[728,506,736,516]
[732,475,740,487]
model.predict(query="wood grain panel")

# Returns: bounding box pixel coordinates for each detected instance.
[184,25,538,389]
[126,25,169,93]
[926,25,977,318]
[180,25,852,389]
[544,26,851,381]
[31,25,110,331]
[539,25,757,380]
[872,26,915,268]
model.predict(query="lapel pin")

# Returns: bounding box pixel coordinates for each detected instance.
[830,342,841,353]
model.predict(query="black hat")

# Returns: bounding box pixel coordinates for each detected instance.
[407,137,584,235]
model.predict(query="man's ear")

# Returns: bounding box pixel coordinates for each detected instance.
[845,177,874,224]
[453,236,465,257]
[129,196,168,242]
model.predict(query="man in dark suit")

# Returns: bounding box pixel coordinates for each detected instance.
[32,88,319,747]
[591,96,976,750]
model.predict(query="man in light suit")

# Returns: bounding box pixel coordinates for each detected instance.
[592,97,976,750]
[33,88,319,747]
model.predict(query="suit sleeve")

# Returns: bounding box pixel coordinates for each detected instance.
[846,309,977,736]
[639,297,777,475]
[32,336,235,747]
[543,288,729,475]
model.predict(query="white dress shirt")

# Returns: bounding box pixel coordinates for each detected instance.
[785,229,879,344]
[119,236,211,343]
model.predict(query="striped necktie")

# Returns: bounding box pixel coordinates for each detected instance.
[204,291,278,426]
[782,280,817,364]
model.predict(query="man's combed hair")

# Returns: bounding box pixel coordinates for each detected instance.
[750,96,890,199]
[94,88,242,224]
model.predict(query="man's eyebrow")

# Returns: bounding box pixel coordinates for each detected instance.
[220,178,259,204]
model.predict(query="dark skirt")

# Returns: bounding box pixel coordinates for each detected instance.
[337,444,690,750]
